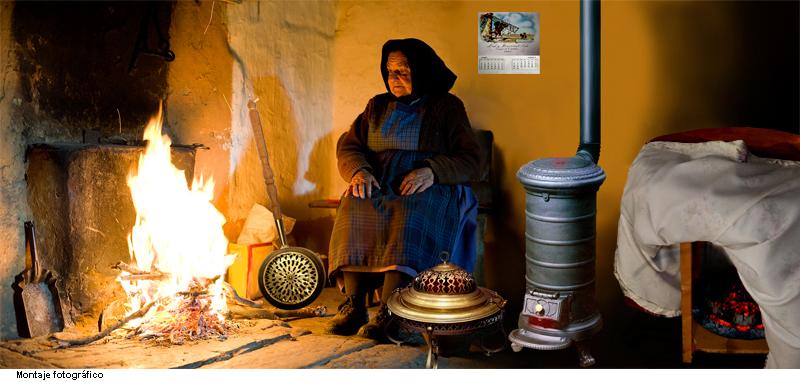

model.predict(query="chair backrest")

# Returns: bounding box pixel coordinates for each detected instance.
[471,128,494,211]
[473,128,494,183]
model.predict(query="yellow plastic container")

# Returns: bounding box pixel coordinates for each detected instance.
[226,242,273,301]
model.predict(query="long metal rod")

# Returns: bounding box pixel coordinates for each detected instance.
[578,0,601,163]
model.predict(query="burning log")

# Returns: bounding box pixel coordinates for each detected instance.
[118,273,169,281]
[113,261,169,280]
[111,260,232,344]
[104,263,327,345]
[135,286,230,345]
[112,261,146,275]
[114,273,231,345]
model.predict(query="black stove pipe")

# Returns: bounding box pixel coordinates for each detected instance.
[577,0,600,164]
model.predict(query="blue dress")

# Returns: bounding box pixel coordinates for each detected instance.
[328,97,478,280]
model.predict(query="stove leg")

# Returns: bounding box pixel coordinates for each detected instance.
[575,341,595,367]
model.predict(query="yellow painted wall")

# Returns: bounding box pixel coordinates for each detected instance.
[167,1,235,225]
[332,1,642,313]
[166,0,797,329]
[331,0,799,319]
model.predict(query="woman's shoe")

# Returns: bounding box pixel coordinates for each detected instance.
[328,296,368,336]
[357,304,393,342]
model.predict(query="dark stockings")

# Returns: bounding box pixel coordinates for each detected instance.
[343,271,368,308]
[342,270,411,307]
[381,270,410,303]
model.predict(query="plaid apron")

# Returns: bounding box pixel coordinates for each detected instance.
[329,99,477,280]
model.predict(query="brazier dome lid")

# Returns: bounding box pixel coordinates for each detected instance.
[412,253,477,295]
[387,252,505,325]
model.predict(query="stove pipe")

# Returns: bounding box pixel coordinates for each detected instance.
[577,0,601,164]
[509,0,605,367]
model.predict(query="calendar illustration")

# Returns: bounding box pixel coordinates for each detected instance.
[478,12,540,74]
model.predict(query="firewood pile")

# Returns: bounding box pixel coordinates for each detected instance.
[132,278,232,345]
[96,262,234,345]
[50,261,327,348]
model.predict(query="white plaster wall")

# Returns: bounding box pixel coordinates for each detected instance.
[0,1,31,339]
[226,0,336,222]
[168,1,337,241]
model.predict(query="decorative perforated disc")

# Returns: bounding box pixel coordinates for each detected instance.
[258,247,325,310]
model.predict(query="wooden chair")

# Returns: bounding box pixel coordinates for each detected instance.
[680,242,769,363]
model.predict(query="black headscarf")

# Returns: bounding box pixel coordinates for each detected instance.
[380,38,457,99]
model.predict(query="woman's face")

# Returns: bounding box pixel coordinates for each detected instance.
[386,51,412,97]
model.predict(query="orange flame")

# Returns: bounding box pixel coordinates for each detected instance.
[119,103,234,328]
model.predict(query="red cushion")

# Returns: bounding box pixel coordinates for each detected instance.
[650,127,800,161]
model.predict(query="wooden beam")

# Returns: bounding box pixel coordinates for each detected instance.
[680,242,694,363]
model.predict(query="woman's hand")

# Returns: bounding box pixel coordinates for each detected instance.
[348,169,380,199]
[400,167,435,196]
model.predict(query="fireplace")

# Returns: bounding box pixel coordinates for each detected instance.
[23,141,198,328]
[2,1,180,337]
[0,0,337,341]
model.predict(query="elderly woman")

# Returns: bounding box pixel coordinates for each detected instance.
[328,38,481,338]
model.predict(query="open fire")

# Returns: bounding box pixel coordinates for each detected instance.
[115,104,236,344]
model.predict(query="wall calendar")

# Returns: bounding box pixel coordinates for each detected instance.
[478,12,540,74]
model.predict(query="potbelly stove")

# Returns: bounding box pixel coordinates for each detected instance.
[386,252,506,369]
[509,0,605,367]
[510,157,604,366]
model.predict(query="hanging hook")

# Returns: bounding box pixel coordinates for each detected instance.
[128,3,176,75]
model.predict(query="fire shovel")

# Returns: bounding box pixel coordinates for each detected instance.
[15,221,64,337]
[247,99,326,310]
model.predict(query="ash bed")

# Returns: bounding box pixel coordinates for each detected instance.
[614,128,800,368]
